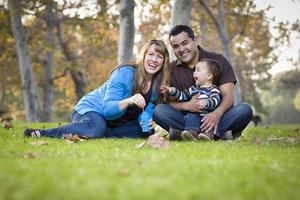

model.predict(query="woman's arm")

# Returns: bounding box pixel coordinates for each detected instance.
[119,93,146,111]
[102,66,136,120]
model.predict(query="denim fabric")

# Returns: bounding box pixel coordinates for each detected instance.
[153,103,253,139]
[41,111,150,139]
[184,113,204,132]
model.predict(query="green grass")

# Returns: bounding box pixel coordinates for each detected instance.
[1,123,300,200]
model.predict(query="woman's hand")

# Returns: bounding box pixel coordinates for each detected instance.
[119,93,146,111]
[129,93,146,109]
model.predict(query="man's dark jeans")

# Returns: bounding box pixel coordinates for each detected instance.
[153,103,253,139]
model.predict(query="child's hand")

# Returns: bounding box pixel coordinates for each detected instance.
[160,86,172,94]
[197,99,208,109]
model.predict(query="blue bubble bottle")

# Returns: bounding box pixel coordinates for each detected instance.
[140,111,150,132]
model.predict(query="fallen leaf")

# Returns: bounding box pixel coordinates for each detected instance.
[136,141,146,149]
[30,141,48,146]
[117,169,131,177]
[63,134,85,143]
[65,140,74,144]
[254,137,262,145]
[147,134,170,149]
[23,152,40,159]
[3,122,13,129]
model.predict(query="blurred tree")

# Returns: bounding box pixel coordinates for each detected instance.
[262,70,300,124]
[39,0,56,121]
[199,0,244,105]
[118,0,135,64]
[294,90,300,111]
[0,4,21,116]
[8,0,40,121]
[170,0,192,60]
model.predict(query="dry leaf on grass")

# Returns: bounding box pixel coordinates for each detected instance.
[23,152,40,159]
[117,169,131,177]
[63,134,86,143]
[147,134,170,149]
[136,141,146,149]
[136,134,170,149]
[2,122,13,130]
[30,141,48,146]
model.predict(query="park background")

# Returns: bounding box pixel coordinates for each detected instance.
[1,1,300,200]
[0,0,299,124]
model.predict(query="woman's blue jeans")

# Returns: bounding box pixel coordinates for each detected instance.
[153,103,253,139]
[41,111,150,139]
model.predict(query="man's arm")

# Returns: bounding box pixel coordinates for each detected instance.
[200,83,234,132]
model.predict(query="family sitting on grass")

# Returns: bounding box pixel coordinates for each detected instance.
[24,25,253,141]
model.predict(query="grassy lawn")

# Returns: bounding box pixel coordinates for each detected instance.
[1,123,300,200]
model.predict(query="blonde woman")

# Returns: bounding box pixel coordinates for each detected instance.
[24,39,171,139]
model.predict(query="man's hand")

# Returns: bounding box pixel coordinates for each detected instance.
[200,110,222,133]
[197,99,208,109]
[183,95,202,112]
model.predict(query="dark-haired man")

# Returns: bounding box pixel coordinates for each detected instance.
[154,25,253,140]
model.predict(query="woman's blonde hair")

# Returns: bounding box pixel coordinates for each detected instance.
[133,39,171,103]
[111,39,171,103]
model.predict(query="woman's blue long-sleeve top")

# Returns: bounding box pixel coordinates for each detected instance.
[74,65,156,121]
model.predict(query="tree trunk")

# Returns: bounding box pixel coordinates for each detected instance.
[170,0,192,61]
[171,0,192,27]
[40,1,56,122]
[118,0,135,64]
[57,22,87,101]
[0,63,6,113]
[199,0,207,47]
[200,0,242,105]
[8,0,40,121]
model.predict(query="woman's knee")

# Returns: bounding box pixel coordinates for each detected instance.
[86,127,105,139]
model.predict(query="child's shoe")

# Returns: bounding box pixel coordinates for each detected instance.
[198,130,214,141]
[181,130,199,142]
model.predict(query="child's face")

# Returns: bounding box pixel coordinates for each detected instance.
[193,62,212,86]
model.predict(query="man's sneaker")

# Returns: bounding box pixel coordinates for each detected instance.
[220,130,233,140]
[181,130,199,142]
[198,130,214,141]
[168,127,182,141]
[23,128,42,138]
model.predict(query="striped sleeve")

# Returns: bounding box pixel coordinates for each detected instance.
[170,86,196,102]
[204,87,221,111]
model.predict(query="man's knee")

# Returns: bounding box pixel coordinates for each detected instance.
[236,103,253,120]
[241,103,253,120]
[153,104,167,121]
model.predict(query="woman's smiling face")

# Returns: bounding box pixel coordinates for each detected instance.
[143,44,164,76]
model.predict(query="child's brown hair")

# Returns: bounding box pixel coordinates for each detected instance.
[201,59,222,85]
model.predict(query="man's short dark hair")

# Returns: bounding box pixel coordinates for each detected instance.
[169,25,195,40]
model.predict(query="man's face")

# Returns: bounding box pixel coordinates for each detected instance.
[170,32,198,64]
